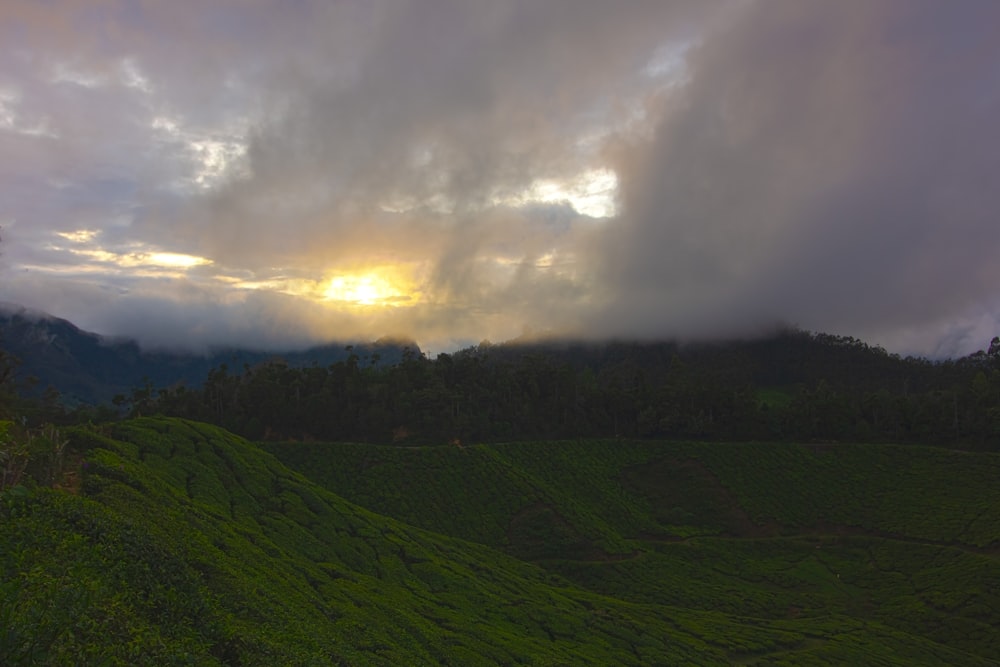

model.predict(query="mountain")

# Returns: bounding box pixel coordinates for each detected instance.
[0,303,418,405]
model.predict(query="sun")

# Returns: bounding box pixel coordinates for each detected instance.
[322,268,417,306]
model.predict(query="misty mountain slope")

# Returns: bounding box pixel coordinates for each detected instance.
[269,438,1000,663]
[0,304,414,405]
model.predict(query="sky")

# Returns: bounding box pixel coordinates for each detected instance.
[1,0,999,358]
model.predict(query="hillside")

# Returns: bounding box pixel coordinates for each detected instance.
[269,437,1000,664]
[3,417,998,664]
[0,304,415,406]
[149,330,1000,448]
[5,306,1000,449]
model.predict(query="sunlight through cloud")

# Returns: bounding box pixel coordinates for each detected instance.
[323,266,423,307]
[503,169,619,218]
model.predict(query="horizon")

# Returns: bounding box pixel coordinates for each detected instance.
[2,1,999,360]
[5,299,993,363]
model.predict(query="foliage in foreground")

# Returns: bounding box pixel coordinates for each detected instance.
[2,418,998,665]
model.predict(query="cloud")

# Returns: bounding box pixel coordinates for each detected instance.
[157,1,709,262]
[589,0,1000,354]
[1,1,999,358]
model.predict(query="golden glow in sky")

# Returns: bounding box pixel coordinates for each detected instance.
[43,230,214,275]
[145,252,212,268]
[322,266,421,307]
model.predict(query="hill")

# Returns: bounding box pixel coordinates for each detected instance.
[0,303,416,405]
[149,330,1000,448]
[3,417,998,664]
[5,305,1000,448]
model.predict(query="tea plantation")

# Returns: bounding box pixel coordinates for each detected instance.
[3,417,998,664]
[269,437,1000,664]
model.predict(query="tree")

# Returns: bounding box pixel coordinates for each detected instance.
[0,346,21,419]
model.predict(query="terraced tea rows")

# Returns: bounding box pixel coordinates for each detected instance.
[3,420,997,664]
[270,437,1000,664]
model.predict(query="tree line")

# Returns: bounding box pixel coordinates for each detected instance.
[107,330,1000,450]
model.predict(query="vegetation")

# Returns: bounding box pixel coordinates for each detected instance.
[0,306,412,406]
[137,331,1000,450]
[3,325,1000,664]
[1,418,996,664]
[272,437,1000,663]
[269,438,1000,549]
[0,418,1000,665]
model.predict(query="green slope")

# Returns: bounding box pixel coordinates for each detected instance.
[0,418,849,665]
[268,438,1000,664]
[4,419,998,664]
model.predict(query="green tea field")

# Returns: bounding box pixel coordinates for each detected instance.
[3,417,998,664]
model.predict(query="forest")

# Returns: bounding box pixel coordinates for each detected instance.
[108,329,1000,449]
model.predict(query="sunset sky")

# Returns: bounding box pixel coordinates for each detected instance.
[2,0,999,357]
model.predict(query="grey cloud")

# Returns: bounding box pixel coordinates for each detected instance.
[591,0,1000,355]
[157,1,713,265]
[3,0,999,358]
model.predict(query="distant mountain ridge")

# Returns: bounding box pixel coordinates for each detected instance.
[0,303,418,405]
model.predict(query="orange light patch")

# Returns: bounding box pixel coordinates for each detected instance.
[322,266,422,307]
